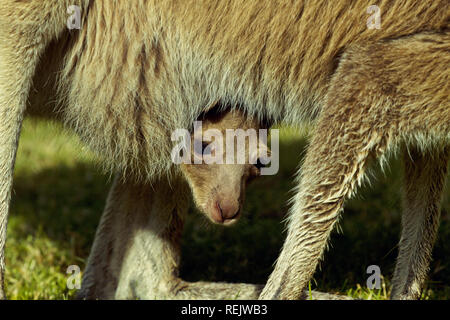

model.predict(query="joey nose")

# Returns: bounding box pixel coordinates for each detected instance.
[213,200,240,224]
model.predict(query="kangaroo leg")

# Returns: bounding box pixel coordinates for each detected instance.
[391,147,449,300]
[0,0,89,299]
[0,42,31,301]
[260,32,450,299]
[77,174,187,299]
[260,102,391,300]
[78,174,264,300]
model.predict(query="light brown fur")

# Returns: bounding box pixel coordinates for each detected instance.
[0,1,448,299]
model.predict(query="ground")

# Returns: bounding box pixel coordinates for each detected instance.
[5,118,450,299]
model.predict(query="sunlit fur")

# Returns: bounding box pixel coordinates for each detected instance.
[0,0,448,299]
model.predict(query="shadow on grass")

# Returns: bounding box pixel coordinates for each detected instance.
[10,163,110,259]
[9,135,450,299]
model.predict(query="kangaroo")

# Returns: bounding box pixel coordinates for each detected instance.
[78,109,345,300]
[0,1,448,299]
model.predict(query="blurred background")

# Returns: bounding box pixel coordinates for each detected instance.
[5,118,450,299]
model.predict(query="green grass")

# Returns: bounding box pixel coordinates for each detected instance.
[5,119,450,300]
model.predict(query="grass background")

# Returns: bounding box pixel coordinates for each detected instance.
[5,118,450,300]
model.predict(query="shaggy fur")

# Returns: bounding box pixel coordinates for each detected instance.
[0,0,448,299]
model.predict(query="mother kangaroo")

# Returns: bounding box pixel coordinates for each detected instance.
[0,0,448,299]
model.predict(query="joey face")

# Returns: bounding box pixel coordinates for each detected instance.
[180,111,269,226]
